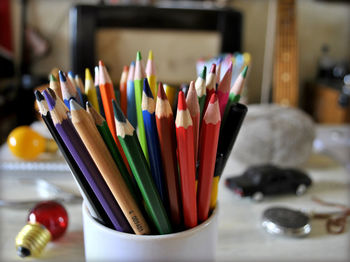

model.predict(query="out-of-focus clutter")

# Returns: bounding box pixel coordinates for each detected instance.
[225,164,312,202]
[7,126,57,160]
[15,201,68,258]
[231,104,315,167]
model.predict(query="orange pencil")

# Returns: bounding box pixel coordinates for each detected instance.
[197,94,221,222]
[186,81,200,162]
[119,65,128,115]
[155,83,182,228]
[99,60,131,173]
[175,91,197,229]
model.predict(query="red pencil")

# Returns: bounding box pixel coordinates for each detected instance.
[155,83,182,228]
[99,60,131,173]
[197,93,221,222]
[186,81,200,162]
[216,62,232,118]
[203,63,216,113]
[119,65,129,115]
[175,91,197,229]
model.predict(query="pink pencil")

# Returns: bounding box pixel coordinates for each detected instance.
[216,62,232,118]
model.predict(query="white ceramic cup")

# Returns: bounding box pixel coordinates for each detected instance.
[82,202,218,262]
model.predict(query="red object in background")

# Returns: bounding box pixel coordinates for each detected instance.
[0,0,13,54]
[28,201,69,240]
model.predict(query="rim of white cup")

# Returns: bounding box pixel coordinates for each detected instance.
[83,202,218,241]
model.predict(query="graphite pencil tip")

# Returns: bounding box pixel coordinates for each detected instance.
[112,99,126,123]
[177,91,187,111]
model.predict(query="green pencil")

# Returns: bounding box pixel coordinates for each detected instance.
[86,102,142,205]
[134,51,149,163]
[112,99,172,235]
[222,66,248,127]
[195,66,207,120]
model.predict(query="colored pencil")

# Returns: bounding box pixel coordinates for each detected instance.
[134,51,149,162]
[186,81,200,162]
[127,61,137,128]
[70,99,150,235]
[145,50,157,99]
[85,68,100,113]
[86,102,141,204]
[210,102,248,209]
[68,71,84,107]
[49,74,62,100]
[42,89,132,233]
[119,65,128,115]
[99,60,131,173]
[222,65,248,127]
[59,70,79,109]
[35,90,113,228]
[113,100,172,234]
[94,66,105,118]
[216,58,222,86]
[216,62,232,118]
[155,83,182,228]
[204,63,216,112]
[142,79,166,203]
[164,84,178,113]
[175,91,197,229]
[75,74,88,105]
[195,66,207,119]
[197,94,221,222]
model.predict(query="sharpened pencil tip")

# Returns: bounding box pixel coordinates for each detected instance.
[242,65,248,78]
[136,51,142,61]
[199,66,207,79]
[143,79,153,98]
[59,71,66,82]
[86,101,92,109]
[157,82,167,100]
[210,63,216,74]
[99,60,105,67]
[123,66,129,72]
[68,71,74,78]
[69,98,82,111]
[177,91,187,111]
[43,89,55,110]
[148,50,153,60]
[49,74,57,82]
[209,93,217,104]
[85,68,92,81]
[112,99,126,123]
[34,90,44,101]
[47,87,57,100]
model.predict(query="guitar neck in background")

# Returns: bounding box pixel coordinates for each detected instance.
[273,0,299,107]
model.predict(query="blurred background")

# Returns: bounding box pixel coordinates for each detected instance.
[0,0,350,144]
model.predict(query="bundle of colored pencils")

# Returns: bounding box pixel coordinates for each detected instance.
[36,50,248,235]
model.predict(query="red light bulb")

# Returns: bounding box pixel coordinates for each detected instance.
[15,201,69,257]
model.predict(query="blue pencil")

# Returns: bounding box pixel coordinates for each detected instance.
[68,71,84,107]
[127,61,137,128]
[141,78,166,204]
[59,71,79,109]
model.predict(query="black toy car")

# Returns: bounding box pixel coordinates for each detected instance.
[225,164,312,201]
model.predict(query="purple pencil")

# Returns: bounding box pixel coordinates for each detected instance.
[42,89,132,233]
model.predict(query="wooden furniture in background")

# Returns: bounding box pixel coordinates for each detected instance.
[273,0,299,107]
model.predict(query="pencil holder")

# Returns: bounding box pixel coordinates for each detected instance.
[82,202,218,262]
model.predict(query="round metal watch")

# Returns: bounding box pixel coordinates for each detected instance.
[262,207,311,237]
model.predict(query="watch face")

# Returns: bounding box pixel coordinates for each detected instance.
[262,207,311,237]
